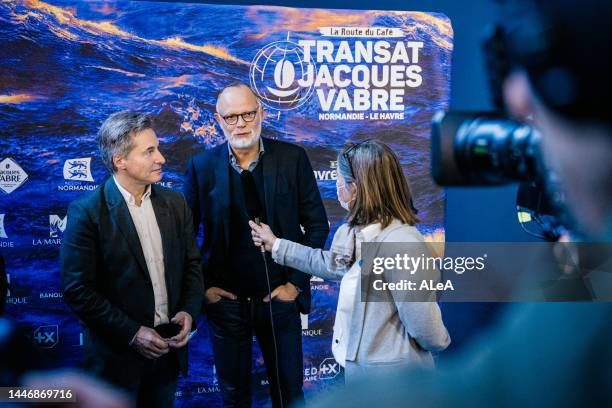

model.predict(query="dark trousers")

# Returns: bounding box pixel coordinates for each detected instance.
[206,297,304,408]
[133,353,178,408]
[90,350,178,408]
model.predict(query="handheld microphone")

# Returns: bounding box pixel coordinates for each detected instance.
[240,169,284,407]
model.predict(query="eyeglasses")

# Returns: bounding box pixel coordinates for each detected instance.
[342,138,373,180]
[220,106,259,126]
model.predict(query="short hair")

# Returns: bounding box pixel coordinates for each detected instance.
[338,140,420,229]
[216,81,258,112]
[97,111,153,173]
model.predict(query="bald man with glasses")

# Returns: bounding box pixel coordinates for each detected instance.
[183,81,329,407]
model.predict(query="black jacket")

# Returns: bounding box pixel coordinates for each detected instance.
[183,138,329,313]
[60,177,203,380]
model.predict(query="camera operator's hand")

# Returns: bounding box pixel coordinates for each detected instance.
[131,326,169,359]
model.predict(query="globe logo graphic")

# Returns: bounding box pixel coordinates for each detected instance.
[250,40,316,111]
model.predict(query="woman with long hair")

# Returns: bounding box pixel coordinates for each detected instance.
[249,139,450,382]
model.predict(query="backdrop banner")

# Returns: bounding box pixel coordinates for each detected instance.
[0,0,452,405]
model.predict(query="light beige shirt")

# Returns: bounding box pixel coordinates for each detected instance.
[114,177,169,326]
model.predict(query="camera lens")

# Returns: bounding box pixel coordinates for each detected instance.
[431,111,541,185]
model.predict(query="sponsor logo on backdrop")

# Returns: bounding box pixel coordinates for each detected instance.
[72,332,84,347]
[32,215,66,246]
[0,213,16,250]
[5,296,27,305]
[0,214,15,248]
[58,157,97,191]
[63,157,93,182]
[0,214,6,238]
[250,39,317,112]
[318,357,341,380]
[301,313,308,330]
[155,181,175,188]
[49,215,67,238]
[310,274,329,291]
[301,313,323,336]
[40,290,63,300]
[197,365,220,394]
[0,158,28,194]
[304,357,342,382]
[314,160,338,181]
[33,325,59,349]
[250,30,423,121]
[5,273,28,305]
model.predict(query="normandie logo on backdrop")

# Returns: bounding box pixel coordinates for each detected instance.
[59,157,97,191]
[63,157,93,182]
[0,157,28,194]
[0,214,7,239]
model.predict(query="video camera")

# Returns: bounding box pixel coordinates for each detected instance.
[430,15,567,240]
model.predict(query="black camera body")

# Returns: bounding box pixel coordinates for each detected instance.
[429,2,575,239]
[430,110,566,240]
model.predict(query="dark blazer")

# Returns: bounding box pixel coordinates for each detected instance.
[183,138,329,313]
[60,177,203,383]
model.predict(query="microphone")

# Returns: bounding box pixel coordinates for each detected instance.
[240,170,284,407]
[240,170,265,253]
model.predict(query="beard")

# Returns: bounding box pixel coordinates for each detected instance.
[227,123,261,150]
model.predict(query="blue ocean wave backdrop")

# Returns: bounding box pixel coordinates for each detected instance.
[0,1,451,406]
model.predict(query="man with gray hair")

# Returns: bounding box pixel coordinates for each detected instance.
[61,111,203,407]
[184,81,329,407]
